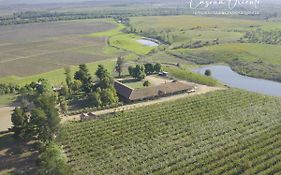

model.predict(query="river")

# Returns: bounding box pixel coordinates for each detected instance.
[197,65,281,97]
[137,38,159,46]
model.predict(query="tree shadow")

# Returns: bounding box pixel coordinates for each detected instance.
[0,133,38,175]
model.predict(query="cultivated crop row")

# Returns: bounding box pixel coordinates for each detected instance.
[61,90,281,175]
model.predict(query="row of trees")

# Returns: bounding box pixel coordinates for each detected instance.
[128,63,162,80]
[10,77,71,174]
[0,83,20,95]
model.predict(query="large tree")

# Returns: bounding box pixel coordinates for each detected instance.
[74,64,93,93]
[130,65,146,80]
[37,142,72,175]
[11,107,28,139]
[64,67,72,93]
[116,56,124,78]
[144,63,155,75]
[96,65,114,89]
[95,65,118,106]
[36,79,52,95]
[101,88,119,106]
[154,63,162,73]
[31,94,61,141]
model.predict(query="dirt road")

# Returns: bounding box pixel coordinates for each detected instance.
[62,84,226,123]
[0,107,14,132]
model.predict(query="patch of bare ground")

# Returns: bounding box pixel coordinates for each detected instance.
[0,20,117,77]
[0,133,38,175]
[0,107,13,132]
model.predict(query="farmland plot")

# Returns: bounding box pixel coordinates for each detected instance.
[62,90,281,174]
[0,19,117,77]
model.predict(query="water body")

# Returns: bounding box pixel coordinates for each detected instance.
[137,38,159,46]
[197,65,281,97]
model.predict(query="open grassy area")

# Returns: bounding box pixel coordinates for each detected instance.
[164,66,218,86]
[88,22,156,55]
[0,60,116,86]
[129,15,281,82]
[61,89,281,174]
[0,94,16,107]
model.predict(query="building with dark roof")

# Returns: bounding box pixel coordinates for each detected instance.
[114,80,195,103]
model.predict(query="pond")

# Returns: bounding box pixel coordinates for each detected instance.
[196,65,281,97]
[137,38,159,47]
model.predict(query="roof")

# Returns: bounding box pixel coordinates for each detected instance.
[114,80,195,101]
[114,81,134,99]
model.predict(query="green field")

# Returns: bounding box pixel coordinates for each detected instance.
[0,60,116,86]
[62,90,281,174]
[88,22,156,55]
[164,66,218,86]
[0,19,156,86]
[0,94,16,107]
[129,15,281,82]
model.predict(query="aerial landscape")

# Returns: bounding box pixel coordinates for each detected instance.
[0,0,281,174]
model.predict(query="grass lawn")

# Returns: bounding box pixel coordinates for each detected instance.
[88,21,156,55]
[164,66,218,86]
[0,94,16,107]
[171,43,281,65]
[123,80,145,89]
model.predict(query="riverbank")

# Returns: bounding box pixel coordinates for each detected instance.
[197,65,281,97]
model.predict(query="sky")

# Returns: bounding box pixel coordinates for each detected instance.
[0,0,279,5]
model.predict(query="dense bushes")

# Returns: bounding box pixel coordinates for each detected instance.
[37,142,72,175]
[229,60,281,82]
[0,83,19,95]
[243,29,281,45]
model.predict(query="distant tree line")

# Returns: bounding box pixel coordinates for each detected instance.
[0,7,194,26]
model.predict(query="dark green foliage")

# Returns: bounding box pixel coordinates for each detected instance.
[154,63,162,73]
[0,83,20,95]
[143,80,151,87]
[90,90,102,107]
[74,64,93,94]
[144,63,155,75]
[100,88,119,106]
[34,94,61,141]
[96,65,114,89]
[94,65,119,106]
[12,94,61,142]
[128,66,134,77]
[129,64,146,80]
[116,56,124,78]
[11,107,28,139]
[64,67,72,94]
[205,69,212,76]
[36,79,52,95]
[37,142,72,175]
